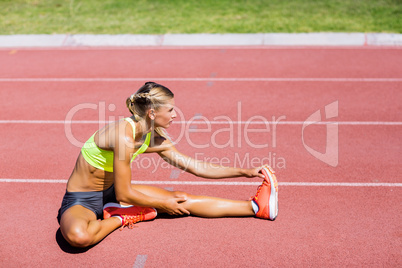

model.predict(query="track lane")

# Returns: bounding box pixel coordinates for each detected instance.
[1,124,400,183]
[1,48,402,78]
[1,81,401,122]
[0,183,400,267]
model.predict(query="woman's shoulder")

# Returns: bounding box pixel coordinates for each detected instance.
[151,129,167,146]
[145,130,175,153]
[97,118,136,149]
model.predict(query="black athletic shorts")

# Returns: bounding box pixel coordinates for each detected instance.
[57,185,117,224]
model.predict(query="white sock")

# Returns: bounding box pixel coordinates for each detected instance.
[251,201,259,214]
[112,215,123,225]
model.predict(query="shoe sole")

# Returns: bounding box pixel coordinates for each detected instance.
[103,202,157,218]
[103,202,133,210]
[261,167,278,220]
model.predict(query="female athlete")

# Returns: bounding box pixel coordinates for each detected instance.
[57,82,278,248]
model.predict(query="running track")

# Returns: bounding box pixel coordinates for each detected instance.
[0,46,401,267]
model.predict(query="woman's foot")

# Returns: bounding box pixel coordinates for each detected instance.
[103,203,157,229]
[251,166,278,220]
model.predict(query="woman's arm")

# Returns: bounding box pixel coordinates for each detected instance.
[157,139,266,179]
[112,123,190,215]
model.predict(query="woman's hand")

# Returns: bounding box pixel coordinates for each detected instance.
[242,165,268,179]
[160,197,191,216]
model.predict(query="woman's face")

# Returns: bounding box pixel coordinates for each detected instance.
[152,98,177,128]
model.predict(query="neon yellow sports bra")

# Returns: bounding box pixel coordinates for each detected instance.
[81,117,151,172]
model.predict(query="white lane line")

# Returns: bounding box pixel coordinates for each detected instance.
[133,255,147,268]
[0,46,400,51]
[0,77,401,82]
[0,178,400,187]
[1,120,401,126]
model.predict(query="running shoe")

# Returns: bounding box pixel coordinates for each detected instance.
[251,166,278,220]
[103,203,157,229]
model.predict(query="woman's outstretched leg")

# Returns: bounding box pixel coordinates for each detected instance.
[180,193,255,217]
[131,184,255,218]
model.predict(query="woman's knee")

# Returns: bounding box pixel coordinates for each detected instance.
[172,191,199,203]
[59,206,98,248]
[63,227,92,248]
[173,191,189,199]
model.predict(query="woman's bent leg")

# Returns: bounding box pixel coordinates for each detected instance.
[132,185,255,218]
[59,205,121,248]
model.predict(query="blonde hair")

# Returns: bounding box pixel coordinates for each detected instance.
[126,82,174,138]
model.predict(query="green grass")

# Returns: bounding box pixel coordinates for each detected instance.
[1,0,401,34]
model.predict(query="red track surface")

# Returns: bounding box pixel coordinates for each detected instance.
[0,47,401,267]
